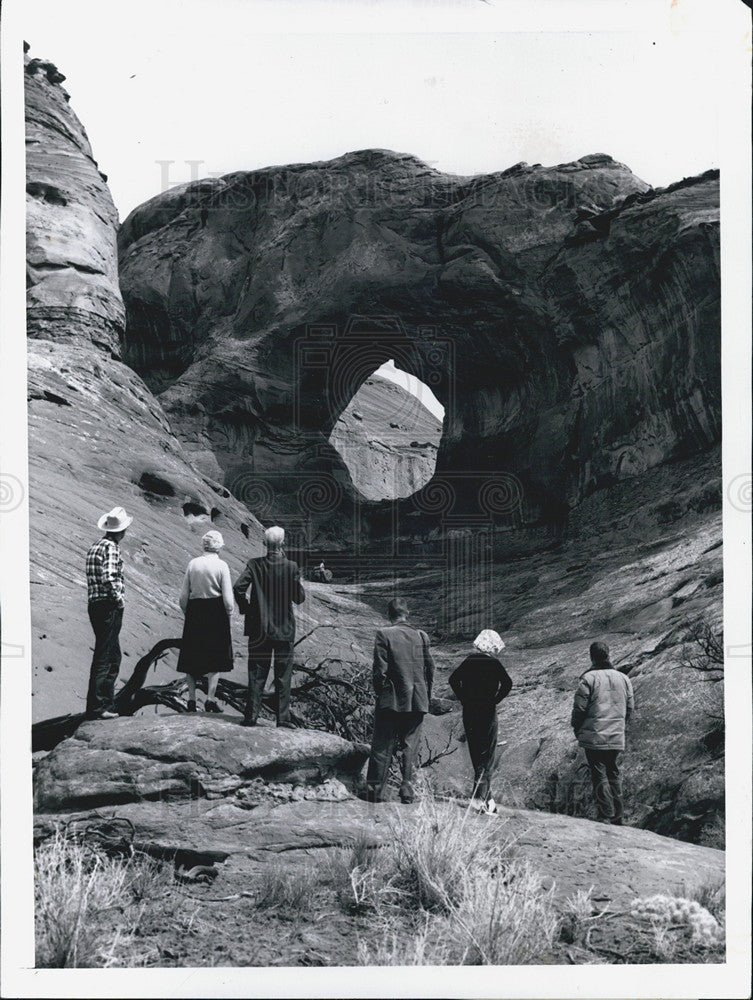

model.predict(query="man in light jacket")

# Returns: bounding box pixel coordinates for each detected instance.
[364,598,435,804]
[571,641,635,825]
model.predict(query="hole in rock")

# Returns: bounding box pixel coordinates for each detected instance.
[182,501,209,519]
[240,523,250,538]
[328,360,444,501]
[138,472,176,498]
[210,508,221,522]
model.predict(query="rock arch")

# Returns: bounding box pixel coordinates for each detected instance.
[118,151,720,543]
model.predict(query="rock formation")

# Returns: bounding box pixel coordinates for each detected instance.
[117,150,719,537]
[34,716,723,914]
[26,50,723,854]
[25,51,125,356]
[329,372,441,500]
[25,49,378,722]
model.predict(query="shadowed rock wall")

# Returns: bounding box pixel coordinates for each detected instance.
[118,151,719,534]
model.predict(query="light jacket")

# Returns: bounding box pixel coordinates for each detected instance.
[373,622,435,713]
[571,663,634,750]
[179,553,234,616]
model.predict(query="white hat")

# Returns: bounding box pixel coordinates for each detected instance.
[202,529,224,552]
[473,629,505,655]
[97,506,133,532]
[264,525,285,547]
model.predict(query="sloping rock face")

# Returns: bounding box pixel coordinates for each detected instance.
[388,451,724,846]
[25,51,125,356]
[329,373,441,499]
[118,150,719,535]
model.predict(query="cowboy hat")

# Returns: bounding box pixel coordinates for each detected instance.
[97,506,133,532]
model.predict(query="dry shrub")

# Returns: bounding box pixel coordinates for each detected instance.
[558,887,596,946]
[325,836,401,914]
[679,874,726,923]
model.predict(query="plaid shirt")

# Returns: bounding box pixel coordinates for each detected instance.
[86,537,125,606]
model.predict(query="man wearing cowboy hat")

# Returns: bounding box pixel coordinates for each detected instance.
[85,506,133,719]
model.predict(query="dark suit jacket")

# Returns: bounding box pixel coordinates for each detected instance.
[372,622,435,713]
[233,553,305,643]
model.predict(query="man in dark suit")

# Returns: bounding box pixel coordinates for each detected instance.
[233,525,305,728]
[364,598,435,803]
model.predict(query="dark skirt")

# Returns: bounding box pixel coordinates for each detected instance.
[177,597,233,677]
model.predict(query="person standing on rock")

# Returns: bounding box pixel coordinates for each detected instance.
[177,529,235,712]
[448,629,512,814]
[571,641,635,825]
[85,506,132,719]
[363,598,435,804]
[233,526,305,728]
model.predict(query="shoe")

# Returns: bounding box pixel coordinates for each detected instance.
[469,799,484,812]
[399,783,414,804]
[241,718,257,727]
[100,710,118,719]
[611,817,623,826]
[186,700,197,713]
[484,798,498,815]
[358,789,384,804]
[597,818,613,825]
[277,720,296,729]
[204,700,222,713]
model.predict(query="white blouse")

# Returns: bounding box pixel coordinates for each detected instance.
[179,553,234,616]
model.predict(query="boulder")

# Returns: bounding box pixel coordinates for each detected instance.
[33,715,369,813]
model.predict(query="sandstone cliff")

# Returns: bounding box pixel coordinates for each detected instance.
[25,50,125,356]
[117,150,719,535]
[25,50,377,722]
[26,52,723,854]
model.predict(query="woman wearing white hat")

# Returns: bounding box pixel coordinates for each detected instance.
[177,530,235,712]
[449,629,513,814]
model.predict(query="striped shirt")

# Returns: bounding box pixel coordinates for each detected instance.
[86,537,125,605]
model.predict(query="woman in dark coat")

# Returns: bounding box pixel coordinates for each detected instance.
[177,530,234,712]
[449,629,512,814]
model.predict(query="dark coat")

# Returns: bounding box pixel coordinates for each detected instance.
[571,663,634,750]
[233,553,305,643]
[372,622,435,713]
[448,652,512,706]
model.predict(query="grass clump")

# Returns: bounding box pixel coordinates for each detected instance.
[34,828,176,968]
[255,861,319,913]
[354,785,560,965]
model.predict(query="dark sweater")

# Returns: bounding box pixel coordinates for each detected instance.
[233,553,305,642]
[449,652,512,706]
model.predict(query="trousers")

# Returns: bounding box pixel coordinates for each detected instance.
[584,748,623,821]
[366,709,424,801]
[463,703,498,802]
[245,637,294,724]
[86,600,123,715]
